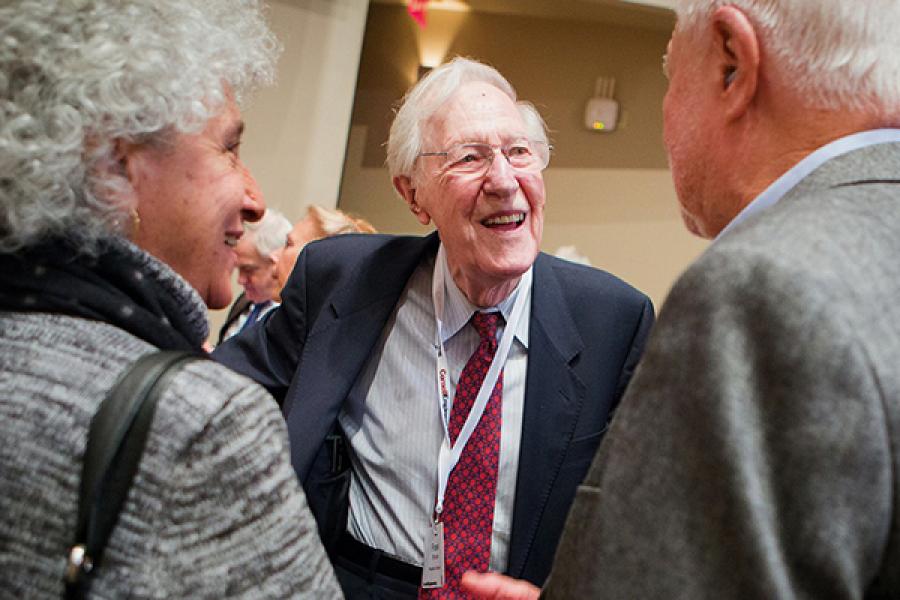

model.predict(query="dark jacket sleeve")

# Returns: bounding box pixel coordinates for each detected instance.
[213,247,312,405]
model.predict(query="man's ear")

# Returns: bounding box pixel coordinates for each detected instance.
[712,5,760,121]
[393,175,431,226]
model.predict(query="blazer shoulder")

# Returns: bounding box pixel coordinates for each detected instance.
[303,233,433,272]
[287,232,437,316]
[537,253,652,309]
[304,232,399,264]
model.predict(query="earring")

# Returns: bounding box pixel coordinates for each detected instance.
[130,209,141,237]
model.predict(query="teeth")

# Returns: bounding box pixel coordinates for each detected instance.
[484,213,525,226]
[224,235,239,247]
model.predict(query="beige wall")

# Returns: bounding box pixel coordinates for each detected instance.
[242,0,369,218]
[208,0,369,340]
[339,5,707,310]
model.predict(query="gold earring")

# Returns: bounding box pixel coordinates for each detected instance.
[130,209,141,237]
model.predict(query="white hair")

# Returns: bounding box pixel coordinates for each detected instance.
[244,208,292,259]
[386,56,549,179]
[0,0,279,253]
[674,0,900,114]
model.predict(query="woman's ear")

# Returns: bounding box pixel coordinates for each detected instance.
[99,138,145,239]
[112,138,139,183]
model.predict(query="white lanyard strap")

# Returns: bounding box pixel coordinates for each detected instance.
[431,244,531,517]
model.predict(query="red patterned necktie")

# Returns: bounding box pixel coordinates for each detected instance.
[421,311,503,599]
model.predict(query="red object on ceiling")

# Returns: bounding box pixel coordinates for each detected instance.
[407,0,429,27]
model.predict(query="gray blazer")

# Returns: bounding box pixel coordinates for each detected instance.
[543,141,900,598]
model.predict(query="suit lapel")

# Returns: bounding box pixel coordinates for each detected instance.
[507,254,586,577]
[287,233,440,480]
[217,292,250,341]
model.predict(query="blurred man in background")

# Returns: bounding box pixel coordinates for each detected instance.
[218,208,291,342]
[273,205,375,298]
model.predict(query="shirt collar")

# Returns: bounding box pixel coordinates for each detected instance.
[717,128,900,240]
[438,245,531,348]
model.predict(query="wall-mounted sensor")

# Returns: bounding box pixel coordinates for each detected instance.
[585,77,619,132]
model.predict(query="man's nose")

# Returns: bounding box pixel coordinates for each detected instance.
[482,151,519,196]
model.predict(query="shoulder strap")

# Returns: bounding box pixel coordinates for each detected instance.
[64,350,205,599]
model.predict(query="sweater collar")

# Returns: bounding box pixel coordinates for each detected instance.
[0,236,208,350]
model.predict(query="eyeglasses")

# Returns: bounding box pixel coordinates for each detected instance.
[417,139,552,176]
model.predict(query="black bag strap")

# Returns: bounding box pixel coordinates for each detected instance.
[64,350,205,600]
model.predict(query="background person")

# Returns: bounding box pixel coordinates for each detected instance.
[464,0,900,597]
[218,208,292,343]
[0,0,339,596]
[214,57,654,598]
[273,204,376,297]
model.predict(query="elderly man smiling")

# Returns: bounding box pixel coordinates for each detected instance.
[214,57,653,598]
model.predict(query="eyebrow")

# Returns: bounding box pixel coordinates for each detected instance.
[442,131,529,147]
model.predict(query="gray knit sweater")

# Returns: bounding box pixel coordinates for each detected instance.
[0,244,341,598]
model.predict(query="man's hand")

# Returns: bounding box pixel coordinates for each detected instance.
[460,571,541,600]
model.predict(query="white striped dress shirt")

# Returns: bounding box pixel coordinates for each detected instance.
[340,247,531,571]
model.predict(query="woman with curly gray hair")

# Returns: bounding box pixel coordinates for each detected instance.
[0,0,340,597]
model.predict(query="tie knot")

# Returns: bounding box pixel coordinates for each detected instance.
[471,311,500,341]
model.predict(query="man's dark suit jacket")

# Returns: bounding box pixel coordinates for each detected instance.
[214,232,654,586]
[216,291,251,344]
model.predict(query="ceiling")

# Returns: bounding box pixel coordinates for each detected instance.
[374,0,676,31]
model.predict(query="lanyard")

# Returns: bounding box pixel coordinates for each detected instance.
[431,244,531,517]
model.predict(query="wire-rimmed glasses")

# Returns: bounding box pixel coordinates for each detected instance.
[417,139,552,176]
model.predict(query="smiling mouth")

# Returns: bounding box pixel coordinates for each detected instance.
[224,233,241,247]
[482,212,526,228]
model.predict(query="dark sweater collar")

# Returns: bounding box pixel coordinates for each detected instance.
[0,236,208,350]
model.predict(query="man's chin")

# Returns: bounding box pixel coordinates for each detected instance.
[498,246,539,273]
[679,209,707,239]
[482,257,534,285]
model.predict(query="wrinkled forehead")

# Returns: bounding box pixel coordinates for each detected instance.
[423,81,528,147]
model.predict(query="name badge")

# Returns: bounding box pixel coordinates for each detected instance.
[421,521,445,589]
